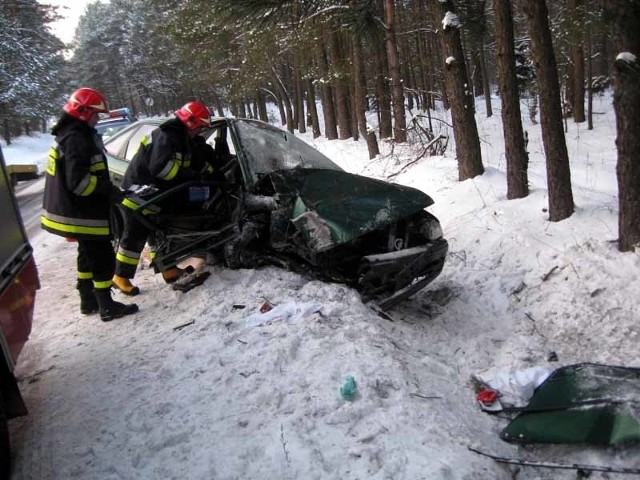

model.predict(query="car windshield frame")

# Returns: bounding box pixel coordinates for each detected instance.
[231,119,342,185]
[104,118,344,189]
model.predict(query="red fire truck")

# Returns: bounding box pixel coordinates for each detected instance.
[0,144,40,476]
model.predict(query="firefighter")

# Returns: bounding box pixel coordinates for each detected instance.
[112,101,215,295]
[42,87,138,322]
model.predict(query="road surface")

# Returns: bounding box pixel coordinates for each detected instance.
[14,176,44,240]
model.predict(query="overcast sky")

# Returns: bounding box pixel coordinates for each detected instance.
[37,0,93,45]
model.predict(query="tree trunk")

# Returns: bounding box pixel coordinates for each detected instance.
[256,90,268,122]
[211,90,225,117]
[433,31,450,111]
[262,85,285,126]
[236,101,246,119]
[4,119,11,145]
[127,87,137,117]
[522,0,574,221]
[398,4,415,111]
[385,0,407,143]
[271,66,294,132]
[603,0,640,251]
[317,43,338,140]
[586,23,593,131]
[572,43,586,123]
[330,31,352,140]
[570,0,586,123]
[479,42,493,117]
[306,78,321,138]
[437,0,484,180]
[414,4,430,111]
[350,82,359,142]
[293,53,306,133]
[471,49,483,98]
[494,0,529,199]
[352,31,380,159]
[376,42,393,139]
[417,1,436,111]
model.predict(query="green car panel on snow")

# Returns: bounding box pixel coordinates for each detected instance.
[501,363,640,445]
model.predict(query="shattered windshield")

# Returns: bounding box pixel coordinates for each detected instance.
[234,120,342,182]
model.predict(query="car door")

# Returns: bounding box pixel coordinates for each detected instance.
[203,122,244,184]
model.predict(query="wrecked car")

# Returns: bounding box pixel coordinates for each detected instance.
[105,118,448,309]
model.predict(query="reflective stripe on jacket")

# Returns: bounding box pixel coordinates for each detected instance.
[42,116,114,240]
[121,195,162,215]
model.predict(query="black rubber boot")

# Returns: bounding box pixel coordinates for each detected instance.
[77,279,98,315]
[94,289,139,322]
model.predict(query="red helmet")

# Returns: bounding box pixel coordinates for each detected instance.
[63,88,109,121]
[175,101,211,131]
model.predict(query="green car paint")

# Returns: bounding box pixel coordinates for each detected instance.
[276,168,433,251]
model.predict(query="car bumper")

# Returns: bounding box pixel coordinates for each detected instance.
[359,238,449,299]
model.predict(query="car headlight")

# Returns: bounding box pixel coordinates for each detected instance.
[420,219,443,241]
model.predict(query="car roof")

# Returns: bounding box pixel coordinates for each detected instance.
[118,116,226,124]
[97,118,132,126]
[103,116,227,134]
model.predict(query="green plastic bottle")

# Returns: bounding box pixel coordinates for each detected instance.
[340,375,357,401]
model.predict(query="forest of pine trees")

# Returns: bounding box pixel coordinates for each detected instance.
[1,0,638,249]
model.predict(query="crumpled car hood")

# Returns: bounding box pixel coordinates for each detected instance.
[268,168,434,251]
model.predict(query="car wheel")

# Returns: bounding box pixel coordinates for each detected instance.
[0,392,11,479]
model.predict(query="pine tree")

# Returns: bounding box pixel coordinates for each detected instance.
[0,0,66,142]
[493,0,529,199]
[603,0,640,251]
[437,0,484,181]
[520,0,574,221]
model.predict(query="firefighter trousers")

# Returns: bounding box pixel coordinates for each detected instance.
[114,209,176,279]
[77,239,116,290]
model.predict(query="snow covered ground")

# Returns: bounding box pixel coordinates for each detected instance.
[3,93,640,479]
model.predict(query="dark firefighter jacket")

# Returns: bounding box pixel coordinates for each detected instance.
[120,119,223,215]
[122,118,204,191]
[41,115,115,240]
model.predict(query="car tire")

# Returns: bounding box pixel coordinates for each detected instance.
[0,392,10,480]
